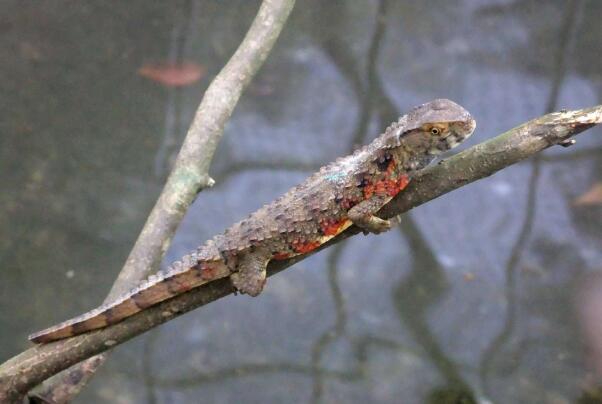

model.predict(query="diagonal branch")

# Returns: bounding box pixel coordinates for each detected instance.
[18,0,296,403]
[0,105,600,402]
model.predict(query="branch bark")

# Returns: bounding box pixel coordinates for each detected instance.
[1,104,600,401]
[10,0,297,403]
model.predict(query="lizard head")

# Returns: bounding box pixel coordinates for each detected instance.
[384,99,476,155]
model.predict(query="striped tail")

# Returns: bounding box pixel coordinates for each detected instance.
[29,250,229,343]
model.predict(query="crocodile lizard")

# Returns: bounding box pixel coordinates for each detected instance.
[29,99,475,343]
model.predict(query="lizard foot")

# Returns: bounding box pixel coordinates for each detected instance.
[231,271,266,297]
[229,250,269,297]
[356,216,392,235]
[368,217,392,234]
[348,195,394,235]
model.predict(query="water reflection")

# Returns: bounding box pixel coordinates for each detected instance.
[1,0,601,403]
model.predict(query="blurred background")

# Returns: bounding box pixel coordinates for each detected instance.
[1,1,601,403]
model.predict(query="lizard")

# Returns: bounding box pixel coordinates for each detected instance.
[29,99,476,343]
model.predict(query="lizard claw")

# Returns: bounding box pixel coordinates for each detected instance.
[390,214,402,227]
[559,138,576,148]
[368,218,393,234]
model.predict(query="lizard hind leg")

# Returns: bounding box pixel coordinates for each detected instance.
[348,195,395,234]
[229,249,271,297]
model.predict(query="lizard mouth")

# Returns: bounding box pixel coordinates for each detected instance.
[462,118,477,137]
[450,116,476,137]
[450,117,476,143]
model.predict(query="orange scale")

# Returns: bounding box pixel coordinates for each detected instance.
[199,263,219,280]
[320,218,347,236]
[272,252,291,260]
[292,240,321,254]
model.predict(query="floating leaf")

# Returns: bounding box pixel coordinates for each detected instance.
[138,62,205,87]
[574,183,602,206]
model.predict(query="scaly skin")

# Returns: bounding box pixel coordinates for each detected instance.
[29,99,476,343]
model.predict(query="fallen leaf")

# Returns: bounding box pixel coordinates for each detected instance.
[574,183,602,206]
[138,62,205,87]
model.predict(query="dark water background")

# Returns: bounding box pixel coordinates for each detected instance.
[1,1,601,403]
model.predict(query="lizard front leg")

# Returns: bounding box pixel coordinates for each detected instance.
[348,195,396,234]
[229,248,271,296]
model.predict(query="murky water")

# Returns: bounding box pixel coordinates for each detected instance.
[1,1,601,403]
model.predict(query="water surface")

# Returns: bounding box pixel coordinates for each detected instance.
[1,1,601,403]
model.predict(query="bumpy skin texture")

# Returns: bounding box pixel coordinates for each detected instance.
[29,99,476,343]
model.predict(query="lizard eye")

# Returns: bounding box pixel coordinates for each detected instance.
[430,127,440,135]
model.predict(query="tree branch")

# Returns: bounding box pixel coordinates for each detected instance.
[11,0,296,403]
[1,104,599,401]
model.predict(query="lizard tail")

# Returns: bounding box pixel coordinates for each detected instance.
[29,251,229,343]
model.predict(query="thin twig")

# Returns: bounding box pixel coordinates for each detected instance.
[1,104,600,402]
[18,0,296,403]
